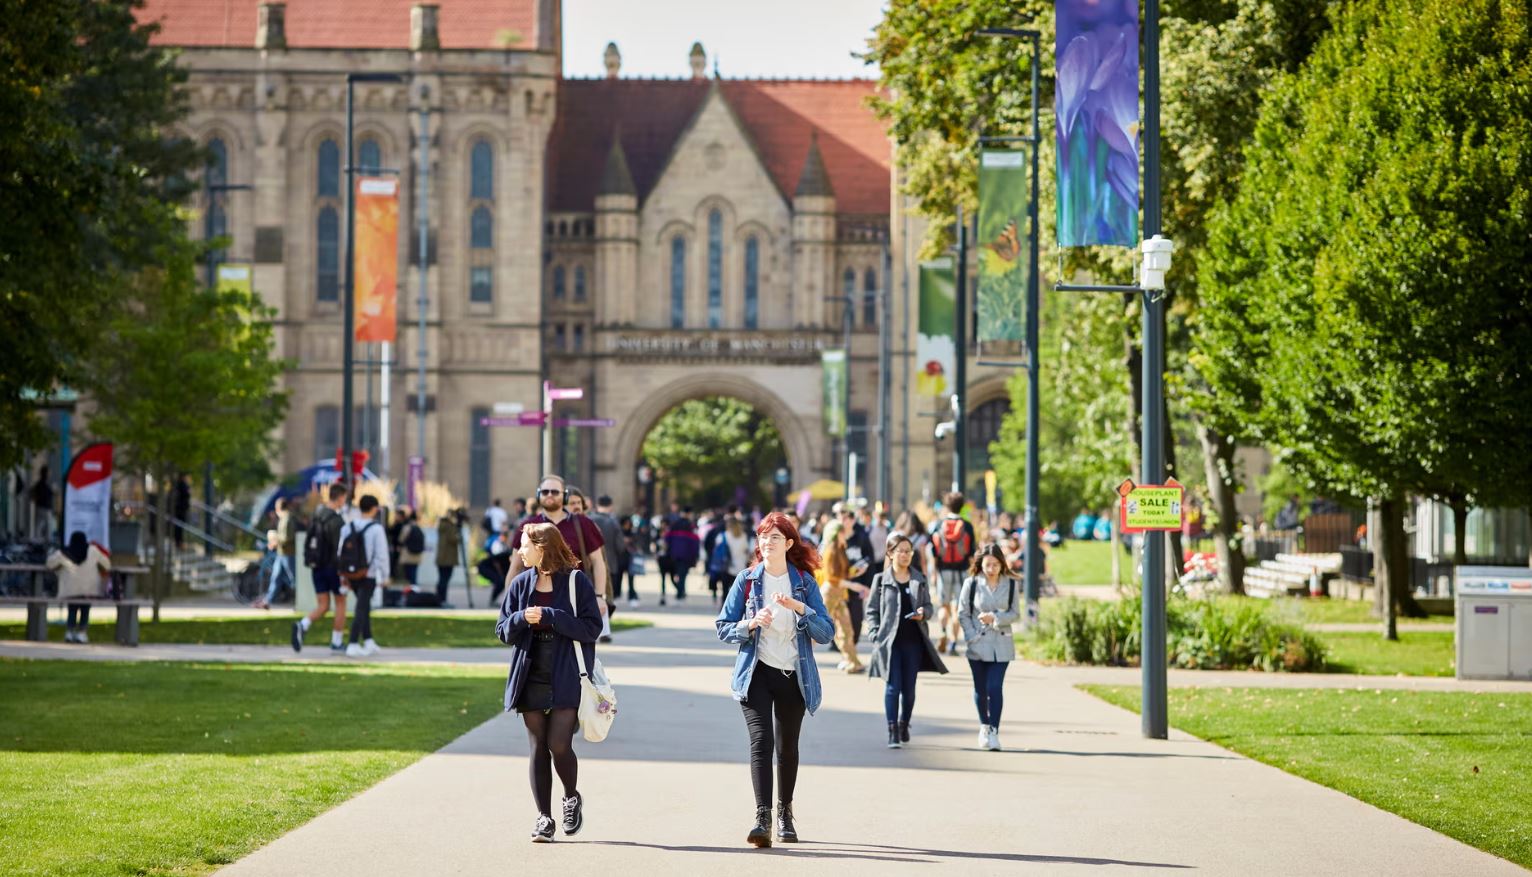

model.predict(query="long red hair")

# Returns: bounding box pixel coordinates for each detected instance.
[752,511,820,575]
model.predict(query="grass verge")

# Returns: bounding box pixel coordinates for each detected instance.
[0,658,504,877]
[1046,539,1124,587]
[1221,595,1453,626]
[1319,631,1455,677]
[0,613,651,648]
[1081,684,1532,868]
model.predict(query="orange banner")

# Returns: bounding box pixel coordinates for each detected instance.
[354,177,399,342]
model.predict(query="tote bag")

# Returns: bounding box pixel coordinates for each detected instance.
[569,573,617,742]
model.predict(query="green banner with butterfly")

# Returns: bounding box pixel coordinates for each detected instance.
[977,149,1030,344]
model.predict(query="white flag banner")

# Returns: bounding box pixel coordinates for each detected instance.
[63,443,113,551]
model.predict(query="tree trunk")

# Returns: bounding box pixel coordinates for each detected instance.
[1449,496,1469,567]
[1162,393,1184,584]
[1196,419,1246,595]
[151,468,171,624]
[1124,294,1142,462]
[1375,494,1426,639]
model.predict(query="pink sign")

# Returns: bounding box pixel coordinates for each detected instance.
[548,387,584,401]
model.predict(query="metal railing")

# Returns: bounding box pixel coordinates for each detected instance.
[122,502,235,554]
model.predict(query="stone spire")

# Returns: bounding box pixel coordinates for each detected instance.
[689,42,706,80]
[794,133,834,198]
[598,135,636,197]
[603,41,621,79]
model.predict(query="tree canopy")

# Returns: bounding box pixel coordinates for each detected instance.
[640,398,787,509]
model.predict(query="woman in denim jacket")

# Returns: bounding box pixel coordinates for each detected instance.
[716,511,834,849]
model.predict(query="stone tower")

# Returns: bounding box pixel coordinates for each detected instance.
[791,133,836,329]
[594,134,639,327]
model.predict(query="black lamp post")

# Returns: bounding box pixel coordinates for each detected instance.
[203,175,251,554]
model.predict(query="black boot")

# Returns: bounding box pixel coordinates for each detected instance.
[887,722,902,749]
[748,806,773,848]
[777,802,798,843]
[898,720,911,743]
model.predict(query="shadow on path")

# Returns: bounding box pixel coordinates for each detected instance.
[585,839,1192,868]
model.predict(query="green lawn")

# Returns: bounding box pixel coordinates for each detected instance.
[1083,684,1532,869]
[1319,631,1456,677]
[1,612,651,648]
[1047,539,1123,586]
[1223,595,1453,626]
[0,659,505,877]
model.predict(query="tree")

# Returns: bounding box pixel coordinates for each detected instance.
[1199,0,1532,630]
[0,0,200,468]
[83,241,290,620]
[640,398,786,509]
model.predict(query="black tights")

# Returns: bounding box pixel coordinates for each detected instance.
[740,665,805,809]
[523,708,579,816]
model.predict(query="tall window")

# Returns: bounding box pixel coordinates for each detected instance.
[469,406,491,507]
[744,236,759,330]
[554,324,567,351]
[706,210,723,329]
[358,137,381,174]
[468,139,495,305]
[841,267,855,329]
[553,265,566,300]
[573,324,585,351]
[670,236,686,328]
[205,138,229,271]
[863,268,878,328]
[574,266,586,301]
[314,405,340,462]
[316,138,341,301]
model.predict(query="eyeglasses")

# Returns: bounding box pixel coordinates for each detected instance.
[538,488,561,495]
[760,534,788,545]
[891,546,915,556]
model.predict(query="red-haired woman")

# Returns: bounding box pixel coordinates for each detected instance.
[496,522,604,843]
[715,511,835,848]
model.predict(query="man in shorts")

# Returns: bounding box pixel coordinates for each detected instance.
[929,492,978,655]
[293,483,350,653]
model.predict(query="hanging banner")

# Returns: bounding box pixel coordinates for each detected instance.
[821,349,847,437]
[215,263,252,296]
[916,257,956,397]
[977,150,1029,343]
[1056,0,1139,248]
[62,443,113,551]
[354,177,399,342]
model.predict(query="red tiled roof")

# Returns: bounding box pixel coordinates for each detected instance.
[548,78,890,216]
[136,0,539,50]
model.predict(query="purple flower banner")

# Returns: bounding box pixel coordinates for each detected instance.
[1056,0,1139,248]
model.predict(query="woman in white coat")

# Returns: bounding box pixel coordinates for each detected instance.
[958,544,1020,751]
[46,531,110,643]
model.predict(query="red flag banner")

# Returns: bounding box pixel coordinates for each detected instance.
[354,177,399,342]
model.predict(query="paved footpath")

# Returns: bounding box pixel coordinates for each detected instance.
[4,603,1526,875]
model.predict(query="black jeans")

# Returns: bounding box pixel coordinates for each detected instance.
[435,566,454,602]
[884,637,923,723]
[741,664,806,809]
[349,578,375,643]
[66,604,91,627]
[847,591,865,644]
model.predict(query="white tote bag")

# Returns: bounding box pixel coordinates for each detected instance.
[569,573,617,742]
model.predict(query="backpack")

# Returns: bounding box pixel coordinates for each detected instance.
[707,536,731,576]
[481,513,494,535]
[303,508,335,568]
[404,523,425,554]
[338,521,376,581]
[935,517,972,566]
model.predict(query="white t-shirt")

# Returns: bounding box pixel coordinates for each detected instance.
[757,571,799,671]
[725,531,753,574]
[485,505,509,533]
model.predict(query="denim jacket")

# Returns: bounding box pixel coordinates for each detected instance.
[715,563,836,715]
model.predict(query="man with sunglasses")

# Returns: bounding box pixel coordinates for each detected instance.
[506,475,609,621]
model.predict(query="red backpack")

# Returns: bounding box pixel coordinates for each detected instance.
[935,517,971,566]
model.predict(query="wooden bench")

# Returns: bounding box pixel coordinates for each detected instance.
[0,596,150,646]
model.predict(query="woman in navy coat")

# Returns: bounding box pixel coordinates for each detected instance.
[496,522,603,843]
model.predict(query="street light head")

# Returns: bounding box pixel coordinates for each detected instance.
[934,421,955,441]
[1141,234,1174,291]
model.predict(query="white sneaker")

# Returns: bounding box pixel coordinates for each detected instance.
[627,598,639,608]
[361,639,380,656]
[64,629,78,643]
[836,660,849,671]
[987,727,1002,751]
[346,643,365,657]
[977,725,991,749]
[76,630,88,644]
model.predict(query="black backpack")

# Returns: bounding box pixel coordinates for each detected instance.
[303,508,335,568]
[338,521,376,580]
[404,523,425,554]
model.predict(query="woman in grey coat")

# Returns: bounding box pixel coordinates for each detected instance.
[866,532,947,749]
[958,544,1021,751]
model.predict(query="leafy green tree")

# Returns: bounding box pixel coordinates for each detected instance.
[0,0,199,467]
[83,242,290,620]
[1199,0,1532,629]
[641,398,786,510]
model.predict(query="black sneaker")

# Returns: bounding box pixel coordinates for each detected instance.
[531,813,556,843]
[561,792,583,835]
[899,721,911,743]
[290,621,303,653]
[887,722,902,749]
[598,634,612,644]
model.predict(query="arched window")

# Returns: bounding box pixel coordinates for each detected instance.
[574,265,586,301]
[469,207,493,303]
[706,210,723,329]
[470,140,494,200]
[316,207,339,301]
[670,236,686,328]
[205,138,229,268]
[553,265,566,300]
[317,139,340,197]
[863,268,878,328]
[842,267,856,328]
[573,324,585,351]
[744,236,759,330]
[358,137,381,173]
[967,398,1012,496]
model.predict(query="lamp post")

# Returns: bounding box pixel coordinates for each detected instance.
[341,72,403,497]
[203,175,251,555]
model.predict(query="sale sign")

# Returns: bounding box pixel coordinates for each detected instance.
[1118,477,1185,533]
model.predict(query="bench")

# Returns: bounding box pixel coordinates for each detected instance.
[0,597,150,646]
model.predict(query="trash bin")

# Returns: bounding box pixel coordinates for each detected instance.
[1455,566,1532,680]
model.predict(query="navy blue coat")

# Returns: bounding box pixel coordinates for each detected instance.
[495,568,603,711]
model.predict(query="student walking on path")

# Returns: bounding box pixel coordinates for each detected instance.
[715,511,834,848]
[958,544,1020,752]
[817,522,864,673]
[338,495,389,657]
[929,493,978,655]
[293,484,350,654]
[496,522,603,843]
[867,532,947,749]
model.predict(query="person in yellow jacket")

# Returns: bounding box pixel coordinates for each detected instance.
[816,522,864,674]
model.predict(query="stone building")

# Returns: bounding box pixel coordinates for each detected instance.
[140,0,1008,513]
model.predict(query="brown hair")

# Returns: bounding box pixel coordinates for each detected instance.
[522,522,580,573]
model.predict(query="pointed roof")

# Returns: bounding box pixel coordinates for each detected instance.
[794,134,834,198]
[598,135,637,197]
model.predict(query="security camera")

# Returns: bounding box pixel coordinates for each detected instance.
[934,421,955,440]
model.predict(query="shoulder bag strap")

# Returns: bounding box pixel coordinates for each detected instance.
[568,572,590,680]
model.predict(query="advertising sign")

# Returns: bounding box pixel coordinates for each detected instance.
[821,349,847,437]
[1056,0,1140,247]
[917,258,956,397]
[62,443,113,550]
[354,177,399,342]
[1118,477,1185,533]
[977,150,1029,343]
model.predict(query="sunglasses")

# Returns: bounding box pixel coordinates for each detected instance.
[538,488,562,496]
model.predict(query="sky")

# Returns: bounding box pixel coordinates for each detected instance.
[562,0,886,80]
